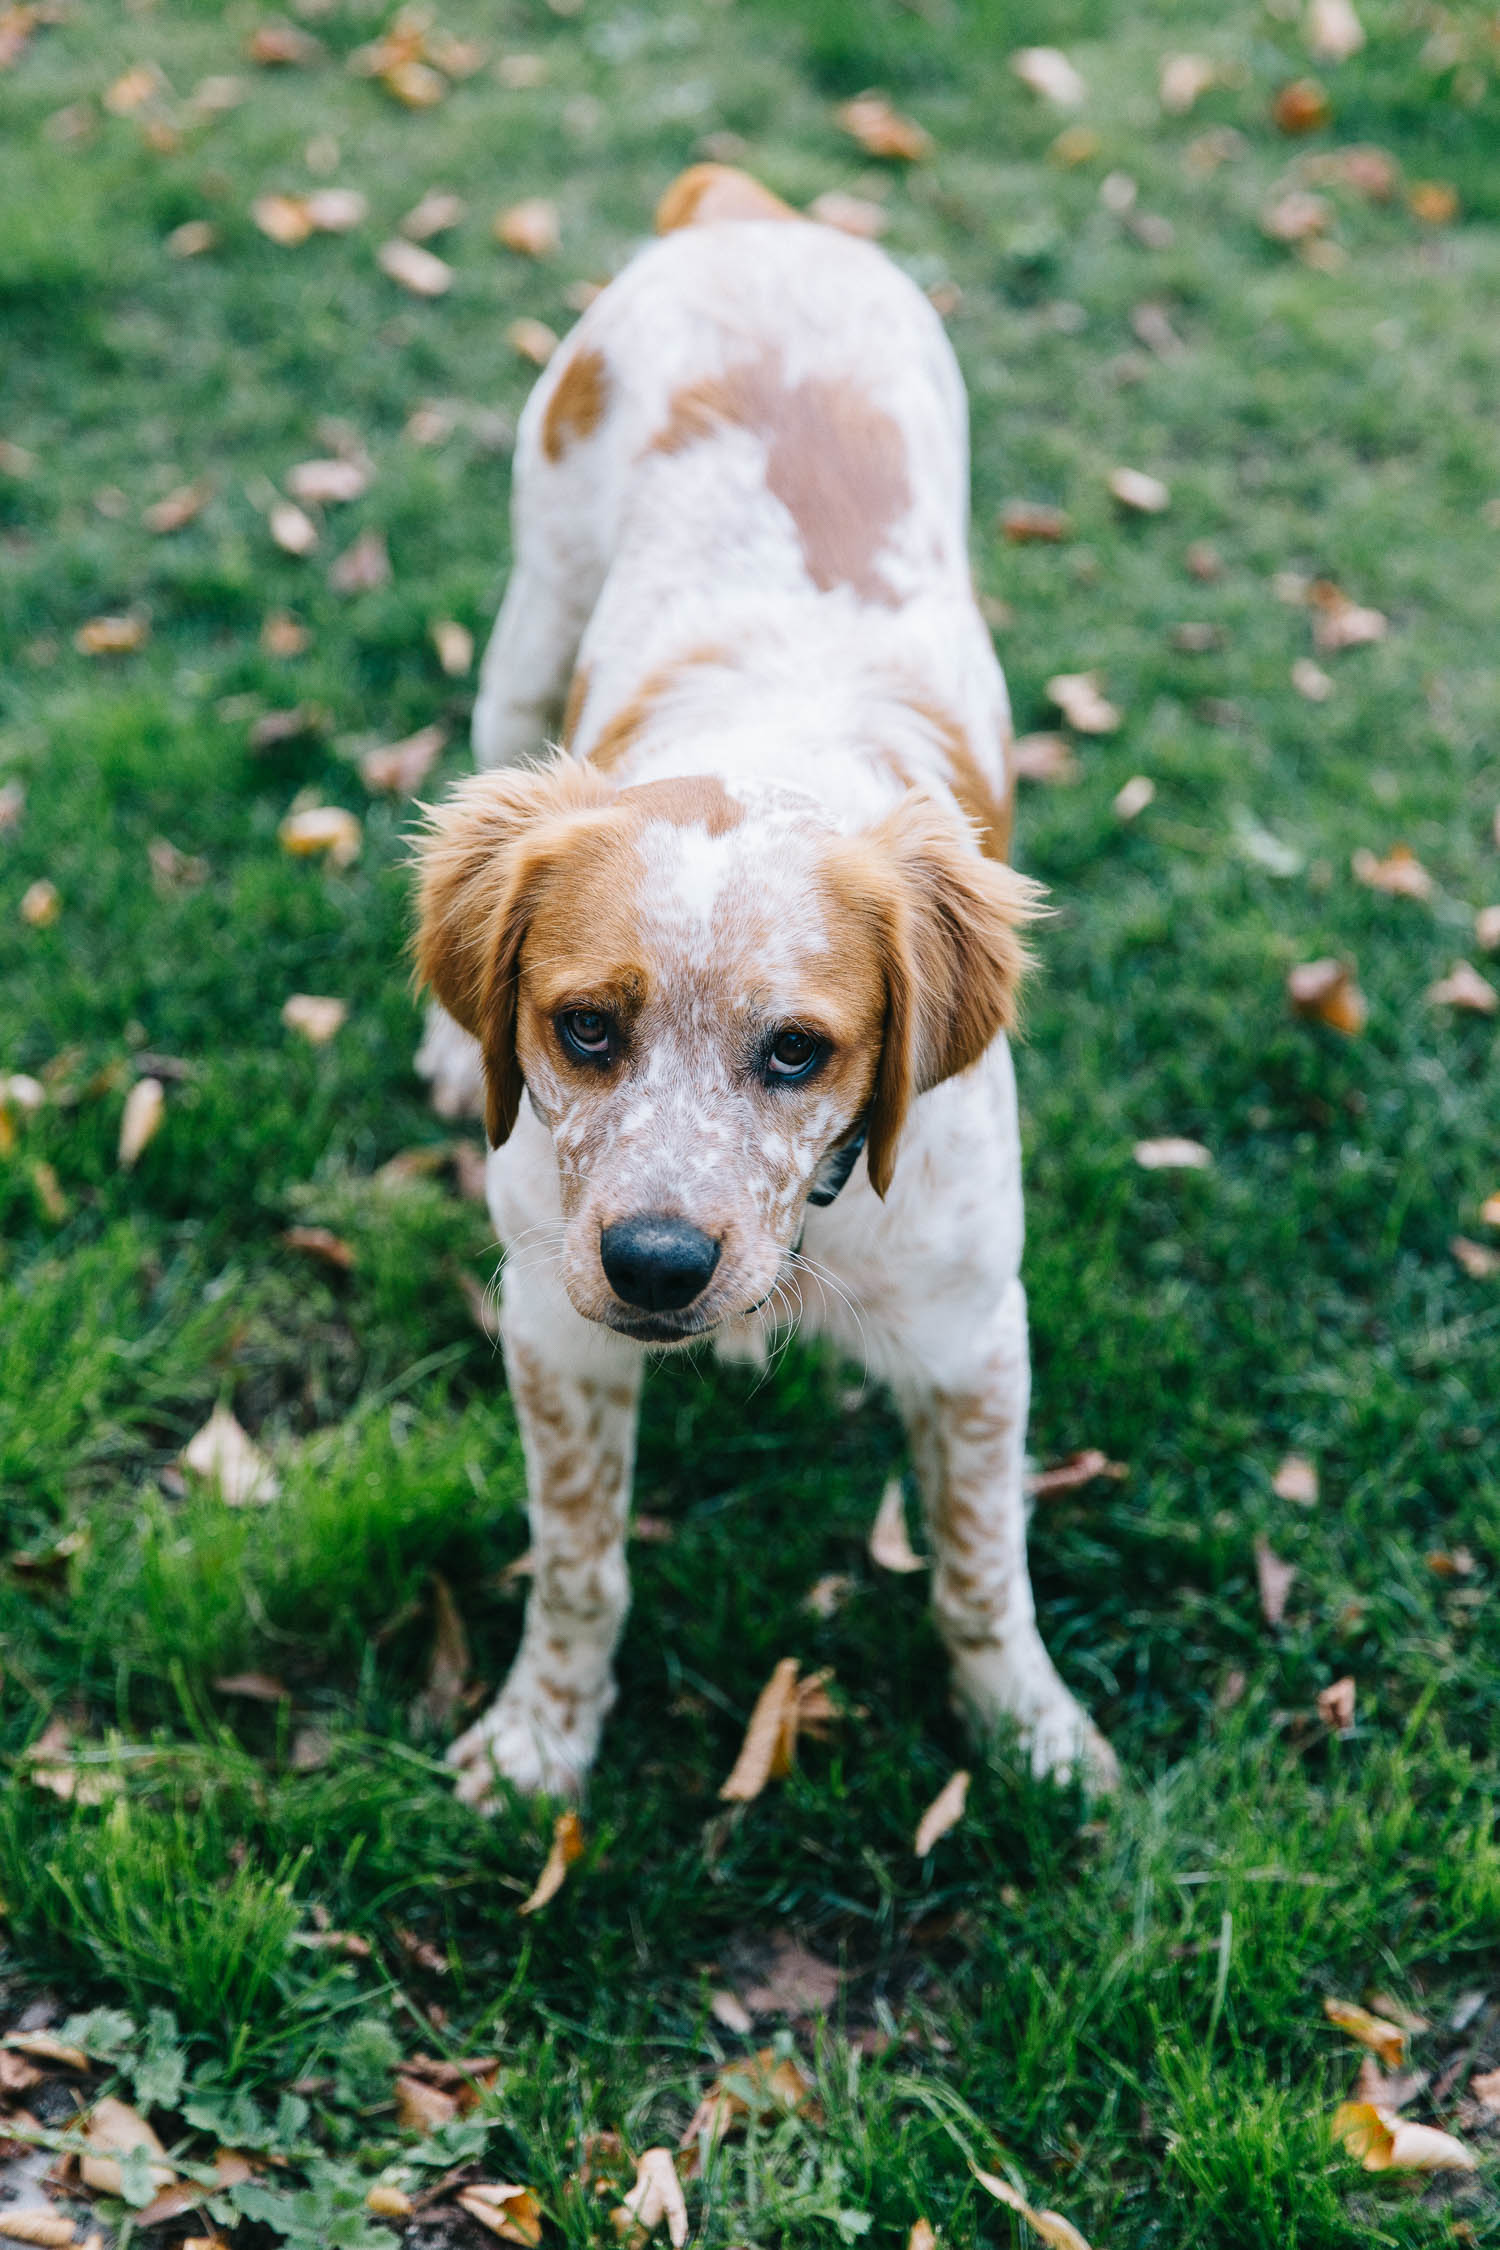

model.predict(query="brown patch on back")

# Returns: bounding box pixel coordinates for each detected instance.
[560,662,591,748]
[899,695,1015,863]
[649,352,911,608]
[654,163,799,234]
[583,645,729,773]
[542,347,609,463]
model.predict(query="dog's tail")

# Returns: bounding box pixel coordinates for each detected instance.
[654,163,799,235]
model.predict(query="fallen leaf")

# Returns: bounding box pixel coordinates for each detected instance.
[719,1657,801,1801]
[1027,1449,1128,1498]
[366,2187,414,2220]
[1408,180,1458,225]
[1483,1193,1500,1227]
[1451,1235,1500,1279]
[1471,2068,1500,2111]
[278,803,362,866]
[104,60,167,114]
[20,878,60,928]
[167,219,217,257]
[1001,499,1071,544]
[270,500,319,555]
[260,611,309,657]
[1109,466,1170,513]
[413,1572,470,1730]
[431,619,473,676]
[908,2225,937,2250]
[1287,957,1366,1034]
[1474,906,1500,952]
[403,189,466,240]
[1170,622,1225,654]
[290,1724,335,1769]
[3,2030,90,2072]
[1332,2101,1474,2172]
[914,1767,970,1855]
[459,2185,544,2245]
[971,2162,1093,2250]
[710,1988,754,2035]
[249,703,325,751]
[1159,53,1216,113]
[1316,1675,1356,1734]
[144,480,211,533]
[394,1926,449,1975]
[81,2094,174,2199]
[680,2047,817,2148]
[869,1476,925,1572]
[212,1670,289,1700]
[282,1225,355,1270]
[252,192,314,246]
[395,2072,457,2133]
[1131,302,1185,359]
[495,197,560,256]
[286,457,369,505]
[0,2213,78,2247]
[282,993,347,1045]
[74,612,148,655]
[305,186,368,232]
[1133,1136,1210,1170]
[802,1572,854,1618]
[519,1809,585,1915]
[1046,672,1120,733]
[118,1076,165,1168]
[506,316,559,366]
[1272,77,1331,133]
[740,1934,841,2017]
[1255,1537,1295,1628]
[1308,0,1365,60]
[1273,1454,1319,1505]
[398,2050,502,2095]
[1291,657,1334,701]
[613,2148,688,2248]
[248,18,321,66]
[1324,1995,1404,2063]
[329,527,391,592]
[378,238,453,297]
[1308,581,1386,653]
[359,721,446,794]
[1428,960,1497,1014]
[836,90,933,159]
[1113,775,1156,821]
[1425,1546,1476,1579]
[1351,844,1430,902]
[1263,190,1332,242]
[1010,47,1085,107]
[1011,733,1079,783]
[0,777,24,828]
[0,2048,41,2094]
[383,57,447,108]
[182,1404,280,1505]
[808,189,888,238]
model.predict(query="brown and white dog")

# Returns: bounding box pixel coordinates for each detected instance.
[414,166,1116,1807]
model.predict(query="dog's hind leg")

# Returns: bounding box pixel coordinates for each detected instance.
[897,1278,1118,1791]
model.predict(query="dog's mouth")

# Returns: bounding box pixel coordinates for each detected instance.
[599,1305,721,1347]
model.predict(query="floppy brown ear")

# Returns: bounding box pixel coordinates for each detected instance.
[412,757,612,1147]
[861,795,1044,1197]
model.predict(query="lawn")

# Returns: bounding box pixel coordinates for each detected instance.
[2,0,1499,2242]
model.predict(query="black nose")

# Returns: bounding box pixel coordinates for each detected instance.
[599,1214,721,1313]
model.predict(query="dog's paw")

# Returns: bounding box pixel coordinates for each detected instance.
[952,1643,1119,1794]
[446,1686,604,1811]
[415,1002,486,1123]
[1021,1692,1120,1794]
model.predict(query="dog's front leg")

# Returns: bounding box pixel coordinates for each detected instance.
[899,1279,1118,1791]
[448,1289,641,1809]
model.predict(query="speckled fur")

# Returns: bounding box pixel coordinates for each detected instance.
[418,178,1116,1807]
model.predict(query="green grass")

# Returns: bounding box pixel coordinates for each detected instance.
[2,0,1499,2242]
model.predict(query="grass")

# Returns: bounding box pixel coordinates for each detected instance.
[1,0,1499,2241]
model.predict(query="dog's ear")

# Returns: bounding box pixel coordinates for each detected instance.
[859,795,1044,1198]
[413,757,612,1147]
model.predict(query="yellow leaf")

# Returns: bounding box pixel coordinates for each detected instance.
[74,612,149,654]
[1332,2100,1474,2172]
[0,2213,78,2247]
[612,2148,688,2248]
[278,803,362,866]
[252,193,314,246]
[518,1808,585,1915]
[869,1477,925,1572]
[459,2185,544,2245]
[914,1768,970,1856]
[908,2225,937,2250]
[718,1657,800,1800]
[431,619,473,675]
[19,878,60,928]
[1351,843,1431,901]
[383,57,448,108]
[3,2030,90,2072]
[971,2163,1093,2249]
[365,2187,413,2219]
[835,92,933,159]
[378,239,453,297]
[103,61,167,114]
[1287,957,1366,1035]
[495,198,560,256]
[1322,1996,1406,2067]
[506,316,559,366]
[1045,672,1120,734]
[118,1076,165,1168]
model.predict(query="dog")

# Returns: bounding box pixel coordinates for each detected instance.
[413,164,1117,1808]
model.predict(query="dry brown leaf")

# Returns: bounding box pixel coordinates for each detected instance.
[1427,960,1498,1014]
[1109,466,1170,513]
[1001,499,1071,544]
[104,60,167,115]
[144,480,211,533]
[1474,906,1500,952]
[213,1672,289,1700]
[459,2185,544,2245]
[1159,53,1217,113]
[1332,2101,1474,2172]
[807,190,888,239]
[802,1572,854,1618]
[914,1767,970,1856]
[0,2214,78,2247]
[869,1476,925,1572]
[1009,47,1085,107]
[495,197,560,256]
[281,993,347,1045]
[1113,775,1156,821]
[519,1808,585,1916]
[26,1716,117,1805]
[710,1988,754,2035]
[403,189,466,240]
[259,612,308,658]
[506,316,559,366]
[248,18,321,66]
[394,1925,449,1975]
[1408,180,1458,224]
[286,457,369,505]
[359,721,446,794]
[383,57,447,108]
[252,192,314,246]
[613,2148,688,2248]
[971,2163,1093,2250]
[1351,844,1430,901]
[1291,657,1334,701]
[148,835,208,896]
[395,2071,457,2133]
[1425,1546,1476,1579]
[378,238,453,297]
[413,1571,470,1729]
[270,500,318,555]
[718,1656,800,1801]
[1263,190,1332,243]
[81,2094,174,2199]
[282,1225,356,1271]
[1272,77,1331,132]
[75,612,149,655]
[679,2047,816,2149]
[0,2049,42,2093]
[907,2225,937,2250]
[1255,1537,1296,1627]
[1471,2068,1500,2111]
[1316,1675,1356,1734]
[167,218,217,258]
[118,1076,165,1168]
[1046,672,1120,734]
[740,1935,841,2017]
[1273,1454,1319,1506]
[182,1403,280,1505]
[431,619,473,676]
[1133,1137,1210,1170]
[1028,1449,1128,1498]
[1481,1192,1500,1228]
[1287,957,1366,1034]
[305,187,368,233]
[20,878,60,928]
[1308,581,1387,653]
[329,527,391,592]
[279,803,362,866]
[1011,733,1079,784]
[1323,1995,1405,2064]
[1451,1235,1500,1279]
[3,2031,90,2073]
[0,778,25,829]
[836,90,933,158]
[366,2186,414,2220]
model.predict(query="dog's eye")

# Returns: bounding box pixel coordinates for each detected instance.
[559,1008,613,1061]
[765,1027,821,1082]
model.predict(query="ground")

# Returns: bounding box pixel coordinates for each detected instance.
[1,0,1499,2243]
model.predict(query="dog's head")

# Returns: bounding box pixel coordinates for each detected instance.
[415,757,1039,1344]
